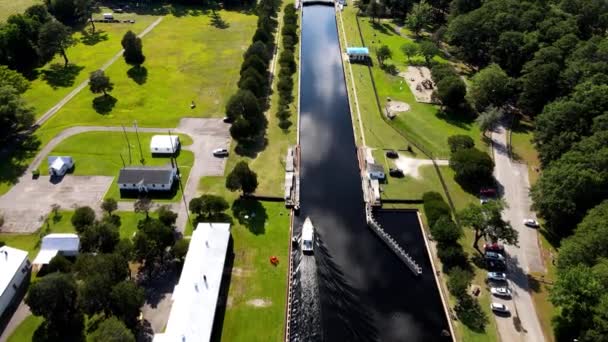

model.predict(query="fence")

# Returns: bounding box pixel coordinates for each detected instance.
[365,206,422,275]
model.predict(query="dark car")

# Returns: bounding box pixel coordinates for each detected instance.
[389,168,404,177]
[386,150,398,159]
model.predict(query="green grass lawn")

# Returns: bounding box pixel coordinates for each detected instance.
[34,10,257,147]
[338,8,483,158]
[0,0,41,22]
[6,315,44,342]
[37,131,194,202]
[23,8,158,118]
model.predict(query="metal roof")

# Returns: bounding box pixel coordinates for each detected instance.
[150,135,180,153]
[346,47,370,55]
[117,166,175,185]
[0,246,28,299]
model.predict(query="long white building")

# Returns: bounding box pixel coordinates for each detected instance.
[154,222,231,342]
[0,245,30,318]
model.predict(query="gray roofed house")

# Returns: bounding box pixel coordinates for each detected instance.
[367,163,385,180]
[118,166,177,192]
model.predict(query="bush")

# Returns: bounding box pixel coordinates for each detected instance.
[431,63,457,84]
[431,215,462,243]
[455,294,488,331]
[447,135,475,153]
[447,266,473,299]
[422,192,451,227]
[71,206,96,233]
[437,242,468,270]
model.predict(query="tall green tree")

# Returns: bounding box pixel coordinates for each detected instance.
[71,206,96,233]
[38,20,75,67]
[458,200,518,253]
[109,281,145,328]
[468,64,514,111]
[89,70,113,96]
[405,0,432,36]
[0,65,29,94]
[376,45,392,67]
[435,76,467,109]
[419,41,439,66]
[121,31,145,66]
[400,42,419,62]
[0,86,34,144]
[226,161,258,194]
[475,106,504,137]
[449,147,494,190]
[90,317,135,342]
[26,273,82,333]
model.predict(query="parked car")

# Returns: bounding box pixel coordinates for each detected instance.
[485,251,505,261]
[491,287,512,298]
[212,148,229,157]
[490,302,510,314]
[486,259,507,272]
[524,219,540,228]
[487,272,507,282]
[386,150,398,159]
[389,168,404,177]
[484,242,505,255]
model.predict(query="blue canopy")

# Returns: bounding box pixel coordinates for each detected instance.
[346,47,370,56]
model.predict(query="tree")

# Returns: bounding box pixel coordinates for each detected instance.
[80,221,120,253]
[458,200,518,254]
[157,205,178,227]
[225,89,264,123]
[101,198,118,216]
[71,206,96,233]
[431,216,462,243]
[436,242,468,269]
[46,254,72,273]
[226,161,258,194]
[90,317,134,342]
[109,281,145,328]
[243,41,270,63]
[171,238,189,262]
[447,135,474,153]
[400,43,418,62]
[121,31,145,66]
[134,197,152,219]
[475,106,504,137]
[78,272,113,316]
[449,147,494,190]
[38,20,75,67]
[405,0,432,36]
[189,194,229,219]
[468,64,514,111]
[419,41,439,66]
[45,0,91,26]
[422,192,451,227]
[0,86,35,144]
[73,253,129,285]
[376,45,392,67]
[366,1,383,23]
[447,266,472,299]
[26,273,81,331]
[435,76,466,109]
[89,70,113,96]
[0,65,29,94]
[134,218,176,268]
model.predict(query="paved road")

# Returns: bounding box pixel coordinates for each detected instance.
[0,118,230,234]
[491,123,545,342]
[34,17,164,127]
[0,301,31,342]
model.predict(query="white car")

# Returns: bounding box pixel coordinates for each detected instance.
[491,287,512,298]
[212,148,229,157]
[491,302,510,314]
[524,219,540,228]
[487,272,507,282]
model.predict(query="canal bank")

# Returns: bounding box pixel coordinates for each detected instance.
[291,5,451,341]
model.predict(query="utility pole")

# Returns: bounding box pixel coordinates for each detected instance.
[168,129,193,229]
[122,125,132,164]
[133,120,144,165]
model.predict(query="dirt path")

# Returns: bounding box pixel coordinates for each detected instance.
[393,154,448,178]
[34,17,164,128]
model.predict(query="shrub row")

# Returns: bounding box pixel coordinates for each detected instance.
[276,5,299,130]
[226,0,280,144]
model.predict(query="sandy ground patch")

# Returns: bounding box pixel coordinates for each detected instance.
[231,267,253,277]
[400,66,436,103]
[393,154,449,179]
[385,100,410,119]
[246,298,272,307]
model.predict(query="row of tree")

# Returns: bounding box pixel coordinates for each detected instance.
[227,0,279,145]
[276,5,299,130]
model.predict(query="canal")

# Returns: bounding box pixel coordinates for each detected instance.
[293,5,451,341]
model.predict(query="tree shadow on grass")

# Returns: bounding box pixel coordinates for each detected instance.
[92,95,117,114]
[435,106,476,130]
[0,135,40,188]
[41,64,85,89]
[80,29,108,46]
[371,21,394,36]
[210,11,230,29]
[127,66,148,85]
[231,198,268,235]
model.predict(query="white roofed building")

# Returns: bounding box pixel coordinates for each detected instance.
[32,233,80,266]
[153,222,231,342]
[150,135,180,154]
[0,246,30,317]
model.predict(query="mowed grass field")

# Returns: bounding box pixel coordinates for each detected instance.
[35,10,257,147]
[0,0,41,22]
[38,131,194,201]
[338,7,483,158]
[23,9,158,118]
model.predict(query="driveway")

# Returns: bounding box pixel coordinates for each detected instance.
[0,176,113,233]
[491,123,544,342]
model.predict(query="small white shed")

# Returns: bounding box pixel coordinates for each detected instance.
[48,156,74,177]
[150,135,180,154]
[32,233,80,266]
[103,13,114,20]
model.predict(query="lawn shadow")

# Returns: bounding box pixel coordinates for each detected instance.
[0,135,40,189]
[41,63,85,89]
[210,11,230,29]
[435,107,475,130]
[231,198,268,235]
[210,238,234,342]
[370,21,394,36]
[139,260,180,308]
[80,29,108,46]
[92,94,117,114]
[127,66,148,85]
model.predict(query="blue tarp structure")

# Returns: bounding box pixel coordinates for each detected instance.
[346,47,370,56]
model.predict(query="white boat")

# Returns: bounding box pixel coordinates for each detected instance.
[302,217,314,254]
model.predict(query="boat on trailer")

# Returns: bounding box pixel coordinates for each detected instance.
[302,217,314,254]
